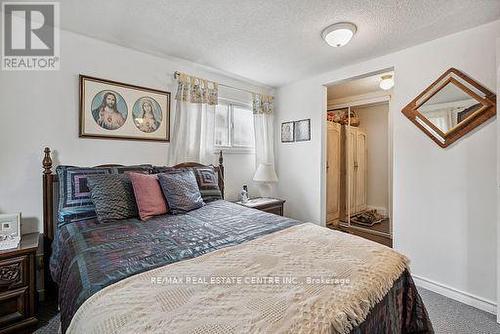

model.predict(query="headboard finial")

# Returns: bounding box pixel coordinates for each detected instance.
[42,146,56,293]
[43,147,53,175]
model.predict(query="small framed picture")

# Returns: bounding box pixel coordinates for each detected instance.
[294,119,311,142]
[281,121,295,143]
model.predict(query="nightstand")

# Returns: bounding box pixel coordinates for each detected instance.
[236,197,285,216]
[0,233,39,333]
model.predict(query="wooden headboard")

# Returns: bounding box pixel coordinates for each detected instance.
[41,147,224,283]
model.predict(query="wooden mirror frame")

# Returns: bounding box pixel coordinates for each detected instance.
[402,68,496,148]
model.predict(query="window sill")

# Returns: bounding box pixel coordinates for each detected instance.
[214,147,255,155]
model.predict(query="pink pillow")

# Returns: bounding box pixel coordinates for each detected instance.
[127,172,168,221]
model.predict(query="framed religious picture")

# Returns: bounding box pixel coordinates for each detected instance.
[294,119,311,142]
[79,75,170,141]
[281,121,295,143]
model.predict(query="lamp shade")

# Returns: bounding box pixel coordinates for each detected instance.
[253,163,278,183]
[379,74,394,90]
[321,22,357,48]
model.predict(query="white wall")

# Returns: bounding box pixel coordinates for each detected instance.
[354,103,389,212]
[0,29,271,234]
[277,20,499,307]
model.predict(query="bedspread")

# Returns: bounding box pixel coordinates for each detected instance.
[66,223,431,334]
[50,200,300,332]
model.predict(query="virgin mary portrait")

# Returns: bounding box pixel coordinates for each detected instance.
[133,97,162,133]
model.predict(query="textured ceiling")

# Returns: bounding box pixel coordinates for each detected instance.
[49,0,500,86]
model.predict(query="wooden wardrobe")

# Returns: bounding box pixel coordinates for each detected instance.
[326,122,342,223]
[327,123,367,226]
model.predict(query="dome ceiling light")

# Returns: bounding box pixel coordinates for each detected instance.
[379,74,395,90]
[321,22,357,48]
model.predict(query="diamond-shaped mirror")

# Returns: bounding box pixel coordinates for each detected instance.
[402,68,496,148]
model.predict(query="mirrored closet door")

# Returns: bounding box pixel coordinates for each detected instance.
[326,72,393,247]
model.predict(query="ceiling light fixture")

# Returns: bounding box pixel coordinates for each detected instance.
[321,22,357,47]
[379,74,394,90]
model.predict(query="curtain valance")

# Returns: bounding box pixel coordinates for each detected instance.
[252,94,274,114]
[175,73,219,106]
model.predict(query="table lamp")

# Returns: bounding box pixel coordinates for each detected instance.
[253,163,278,197]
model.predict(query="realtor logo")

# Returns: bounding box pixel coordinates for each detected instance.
[2,2,60,70]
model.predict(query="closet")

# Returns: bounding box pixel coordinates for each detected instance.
[349,126,367,215]
[325,71,392,247]
[326,122,341,222]
[326,123,367,226]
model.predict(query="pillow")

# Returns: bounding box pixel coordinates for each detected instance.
[87,174,138,223]
[157,171,204,214]
[56,165,152,226]
[190,166,222,202]
[128,172,168,221]
[153,166,222,202]
[153,166,183,174]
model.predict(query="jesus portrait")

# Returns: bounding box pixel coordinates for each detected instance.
[91,91,127,130]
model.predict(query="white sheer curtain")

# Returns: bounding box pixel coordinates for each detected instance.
[252,94,275,166]
[168,73,218,165]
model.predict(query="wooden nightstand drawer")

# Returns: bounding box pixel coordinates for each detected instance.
[0,256,28,292]
[0,233,39,333]
[261,205,283,216]
[0,286,28,328]
[235,198,285,217]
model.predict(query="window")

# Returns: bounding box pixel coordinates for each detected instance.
[215,101,255,152]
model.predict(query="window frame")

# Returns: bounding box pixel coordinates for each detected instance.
[214,98,255,154]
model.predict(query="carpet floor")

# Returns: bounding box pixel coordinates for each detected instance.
[418,287,500,334]
[34,287,500,333]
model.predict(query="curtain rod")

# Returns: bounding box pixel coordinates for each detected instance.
[173,71,271,97]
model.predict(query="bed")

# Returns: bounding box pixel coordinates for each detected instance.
[41,147,433,333]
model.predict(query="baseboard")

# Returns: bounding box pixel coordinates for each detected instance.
[412,274,497,314]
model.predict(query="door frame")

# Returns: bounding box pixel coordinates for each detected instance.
[322,68,394,238]
[496,37,500,324]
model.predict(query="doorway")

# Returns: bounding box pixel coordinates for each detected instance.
[324,70,393,247]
